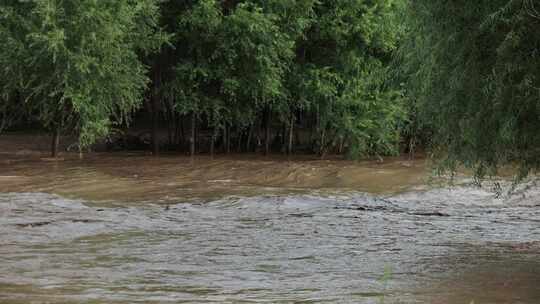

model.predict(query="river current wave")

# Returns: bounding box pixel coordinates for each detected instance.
[2,188,540,303]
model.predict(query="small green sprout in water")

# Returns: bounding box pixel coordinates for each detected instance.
[378,265,393,304]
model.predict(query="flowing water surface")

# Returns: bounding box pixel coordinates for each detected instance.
[1,155,540,303]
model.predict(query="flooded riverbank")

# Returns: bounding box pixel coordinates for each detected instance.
[1,152,540,303]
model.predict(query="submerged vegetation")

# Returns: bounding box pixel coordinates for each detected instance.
[1,0,539,178]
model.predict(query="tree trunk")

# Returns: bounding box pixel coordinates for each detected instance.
[150,60,163,156]
[210,130,215,159]
[167,110,175,149]
[78,143,83,160]
[320,128,326,159]
[51,127,60,158]
[236,128,242,153]
[246,124,253,152]
[222,127,226,153]
[295,123,301,149]
[265,109,271,156]
[409,137,416,161]
[151,95,159,156]
[173,113,180,147]
[288,114,294,155]
[311,109,319,152]
[167,124,173,148]
[179,115,185,148]
[225,125,231,154]
[190,112,196,157]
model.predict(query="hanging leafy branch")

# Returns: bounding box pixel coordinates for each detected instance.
[399,0,540,178]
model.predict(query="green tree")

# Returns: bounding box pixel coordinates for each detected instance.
[160,0,405,158]
[400,0,540,179]
[1,0,407,159]
[294,0,405,158]
[0,0,165,156]
[166,0,295,155]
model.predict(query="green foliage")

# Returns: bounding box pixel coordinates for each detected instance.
[295,0,406,157]
[0,0,165,146]
[378,265,393,304]
[400,0,540,178]
[163,0,405,157]
[167,0,296,131]
[2,0,407,158]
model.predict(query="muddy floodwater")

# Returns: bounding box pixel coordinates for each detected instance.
[1,153,540,303]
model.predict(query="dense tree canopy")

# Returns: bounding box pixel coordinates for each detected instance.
[0,0,165,154]
[157,0,405,158]
[3,0,539,177]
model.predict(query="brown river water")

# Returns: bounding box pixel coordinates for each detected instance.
[1,152,540,303]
